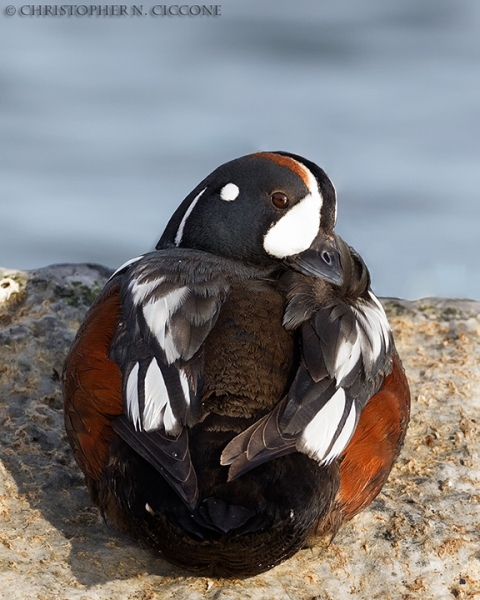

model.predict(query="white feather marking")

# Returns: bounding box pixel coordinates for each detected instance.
[369,292,392,348]
[174,188,206,246]
[142,286,191,364]
[334,334,362,385]
[323,401,357,464]
[126,363,141,431]
[109,255,144,280]
[332,294,391,386]
[179,370,191,407]
[130,276,166,306]
[162,401,178,434]
[298,387,346,462]
[145,503,155,515]
[331,180,338,226]
[143,359,170,431]
[263,190,323,258]
[220,182,240,202]
[352,295,391,369]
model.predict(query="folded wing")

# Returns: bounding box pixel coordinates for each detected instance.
[222,256,394,480]
[109,249,275,507]
[109,249,234,507]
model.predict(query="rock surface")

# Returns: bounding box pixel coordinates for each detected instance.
[0,264,479,600]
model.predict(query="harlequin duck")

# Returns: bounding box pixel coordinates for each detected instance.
[63,151,410,577]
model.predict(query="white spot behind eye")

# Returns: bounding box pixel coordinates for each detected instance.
[220,183,240,202]
[263,166,323,258]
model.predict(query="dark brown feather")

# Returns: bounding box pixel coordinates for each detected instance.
[113,415,198,508]
[220,399,297,481]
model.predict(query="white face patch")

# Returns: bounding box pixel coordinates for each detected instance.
[174,188,206,246]
[263,191,322,258]
[220,182,240,202]
[263,164,323,258]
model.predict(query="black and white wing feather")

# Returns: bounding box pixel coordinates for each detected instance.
[222,239,394,480]
[285,291,393,464]
[110,250,232,435]
[108,249,240,506]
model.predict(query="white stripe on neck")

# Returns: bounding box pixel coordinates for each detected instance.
[174,188,206,246]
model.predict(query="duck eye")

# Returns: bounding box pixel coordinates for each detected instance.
[271,192,289,209]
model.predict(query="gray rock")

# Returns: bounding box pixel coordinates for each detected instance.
[0,264,479,599]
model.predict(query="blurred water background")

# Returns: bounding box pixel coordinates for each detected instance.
[1,0,479,300]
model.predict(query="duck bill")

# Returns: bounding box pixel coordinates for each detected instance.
[285,236,343,286]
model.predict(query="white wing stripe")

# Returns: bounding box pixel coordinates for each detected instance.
[130,276,166,305]
[142,286,191,364]
[143,359,169,431]
[323,401,357,464]
[348,296,391,375]
[298,387,346,462]
[179,370,191,407]
[334,335,362,385]
[369,292,392,349]
[126,363,141,431]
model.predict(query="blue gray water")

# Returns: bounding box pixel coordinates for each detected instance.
[1,0,479,299]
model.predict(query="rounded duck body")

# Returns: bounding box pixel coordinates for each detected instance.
[63,152,410,577]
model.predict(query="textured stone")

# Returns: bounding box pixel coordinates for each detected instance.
[0,264,479,599]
